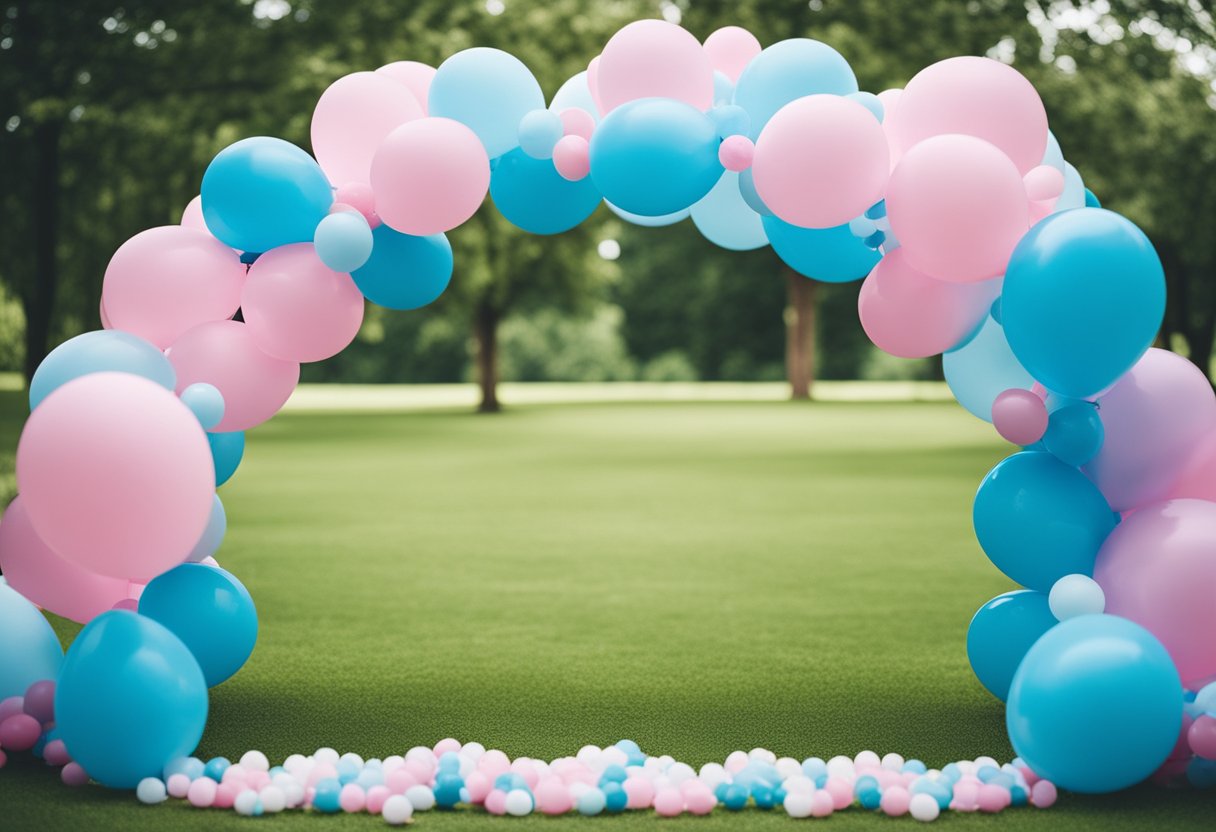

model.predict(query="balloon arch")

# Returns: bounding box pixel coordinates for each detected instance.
[2,17,1215,822]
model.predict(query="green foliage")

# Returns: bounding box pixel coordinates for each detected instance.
[499,305,637,382]
[0,284,25,372]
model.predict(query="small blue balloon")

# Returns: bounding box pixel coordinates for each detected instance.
[1043,401,1104,467]
[434,772,464,808]
[200,137,332,253]
[691,172,768,251]
[733,39,858,137]
[549,71,600,122]
[139,564,258,688]
[1054,163,1086,212]
[0,582,63,699]
[762,216,880,282]
[599,764,628,785]
[602,780,628,812]
[187,494,227,563]
[180,382,225,430]
[967,590,1058,702]
[204,757,231,782]
[1007,614,1182,793]
[577,787,607,815]
[722,783,749,810]
[313,778,342,813]
[517,109,564,160]
[1084,188,1102,209]
[738,168,772,216]
[208,431,245,487]
[712,70,735,107]
[1041,130,1065,173]
[490,148,602,235]
[429,47,545,159]
[605,201,688,227]
[313,210,373,273]
[710,104,750,139]
[943,315,1036,422]
[30,330,176,411]
[846,91,884,122]
[353,225,453,310]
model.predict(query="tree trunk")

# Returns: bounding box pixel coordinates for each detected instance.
[474,302,500,413]
[23,120,62,385]
[785,268,818,400]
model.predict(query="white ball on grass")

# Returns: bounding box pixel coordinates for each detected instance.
[505,789,534,816]
[136,777,167,804]
[314,747,339,766]
[882,753,905,771]
[854,750,880,768]
[783,775,815,794]
[240,750,270,772]
[827,755,855,778]
[667,762,696,785]
[784,791,814,818]
[382,794,414,825]
[259,785,286,813]
[233,789,260,817]
[909,792,940,821]
[776,757,802,779]
[404,784,435,811]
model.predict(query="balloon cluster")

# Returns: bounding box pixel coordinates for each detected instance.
[0,17,1212,803]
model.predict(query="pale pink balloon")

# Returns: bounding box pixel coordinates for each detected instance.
[1168,431,1216,502]
[242,243,365,363]
[370,117,490,236]
[0,497,131,623]
[596,20,714,112]
[586,56,607,115]
[886,134,1030,283]
[376,61,437,114]
[703,26,762,83]
[102,226,246,348]
[15,372,214,581]
[878,88,905,170]
[99,298,112,329]
[180,195,206,230]
[857,248,998,358]
[719,135,754,172]
[558,107,596,141]
[333,182,380,228]
[992,388,1049,446]
[1023,165,1065,201]
[169,320,300,432]
[552,135,590,181]
[312,71,424,188]
[888,56,1048,174]
[754,95,889,229]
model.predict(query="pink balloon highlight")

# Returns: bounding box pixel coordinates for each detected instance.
[553,135,591,181]
[376,61,437,114]
[596,20,714,112]
[1023,165,1065,202]
[312,71,424,187]
[718,135,754,172]
[992,389,1049,446]
[558,107,596,141]
[702,26,762,83]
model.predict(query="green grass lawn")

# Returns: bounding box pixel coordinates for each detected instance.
[0,391,1210,829]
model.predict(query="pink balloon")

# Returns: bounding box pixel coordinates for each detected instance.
[1023,165,1064,201]
[99,298,112,330]
[370,117,490,236]
[886,134,1030,283]
[553,135,590,182]
[718,135,754,172]
[376,61,437,114]
[857,248,998,358]
[15,372,214,580]
[703,26,762,83]
[180,195,206,230]
[992,388,1049,446]
[1083,348,1216,512]
[169,320,300,432]
[0,497,130,623]
[242,244,365,363]
[1094,498,1216,685]
[753,95,890,229]
[1168,430,1216,502]
[312,71,424,187]
[586,57,607,116]
[596,20,714,112]
[558,107,595,141]
[888,56,1048,174]
[877,88,905,170]
[102,226,246,349]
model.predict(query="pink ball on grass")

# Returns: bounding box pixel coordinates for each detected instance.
[511,759,540,789]
[810,790,835,817]
[977,784,1011,812]
[246,770,271,791]
[187,776,218,808]
[366,785,391,815]
[167,773,192,798]
[951,779,980,811]
[478,749,510,778]
[881,785,911,816]
[0,714,41,752]
[308,762,338,788]
[385,768,417,794]
[824,776,854,809]
[0,696,24,723]
[339,783,366,813]
[992,388,1048,446]
[623,776,655,809]
[719,135,754,172]
[433,737,461,756]
[214,782,239,809]
[684,783,716,815]
[61,762,89,787]
[553,135,590,182]
[534,777,573,815]
[485,788,509,815]
[1030,780,1057,808]
[22,680,55,724]
[464,771,491,803]
[653,786,684,816]
[404,757,434,784]
[1189,715,1216,760]
[111,598,139,612]
[42,739,71,767]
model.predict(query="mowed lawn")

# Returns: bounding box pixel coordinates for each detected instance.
[0,391,1210,829]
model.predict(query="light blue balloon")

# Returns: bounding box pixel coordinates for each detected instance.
[1054,162,1085,212]
[428,47,545,159]
[139,564,257,688]
[967,590,1057,702]
[710,104,750,139]
[200,137,332,253]
[517,109,564,160]
[762,216,879,282]
[490,148,601,235]
[846,91,884,122]
[605,201,688,227]
[943,314,1035,422]
[352,225,453,310]
[690,172,768,251]
[738,169,772,216]
[208,431,244,487]
[549,70,600,122]
[30,330,175,411]
[973,451,1117,593]
[181,382,224,431]
[314,210,373,273]
[713,70,735,107]
[589,98,723,217]
[1003,208,1165,399]
[1041,130,1065,173]
[1007,614,1182,793]
[56,610,207,788]
[0,582,63,699]
[187,495,226,563]
[1043,402,1104,467]
[733,39,858,138]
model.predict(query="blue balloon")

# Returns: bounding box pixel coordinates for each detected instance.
[605,201,688,227]
[549,71,600,122]
[967,590,1057,702]
[1003,208,1165,400]
[352,225,453,310]
[428,48,545,159]
[1054,162,1086,212]
[30,330,175,411]
[1043,402,1104,467]
[0,581,63,699]
[200,137,332,253]
[973,451,1117,593]
[589,98,723,217]
[517,109,564,160]
[846,91,884,122]
[56,610,207,788]
[713,70,735,107]
[738,168,772,216]
[1040,131,1065,173]
[762,216,879,282]
[208,431,245,487]
[187,494,227,563]
[180,382,225,431]
[139,564,257,688]
[313,210,373,273]
[690,172,768,251]
[1007,614,1182,793]
[732,39,858,138]
[710,104,750,139]
[1084,187,1102,208]
[490,148,602,235]
[943,314,1035,422]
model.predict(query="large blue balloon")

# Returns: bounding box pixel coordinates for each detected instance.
[967,590,1057,702]
[762,216,879,282]
[606,202,689,227]
[732,39,858,138]
[29,330,176,411]
[200,137,332,253]
[208,431,245,487]
[1007,614,1182,793]
[428,48,545,159]
[549,71,600,122]
[139,564,257,688]
[0,581,63,699]
[943,314,1035,422]
[352,225,453,310]
[1003,208,1165,399]
[973,451,1117,593]
[490,148,602,235]
[690,172,768,251]
[589,98,723,217]
[55,610,207,788]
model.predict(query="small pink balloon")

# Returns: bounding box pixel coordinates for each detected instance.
[977,784,1010,813]
[992,388,1049,446]
[168,320,300,433]
[1029,780,1057,808]
[558,107,596,141]
[366,784,391,814]
[810,790,835,817]
[312,71,424,187]
[61,762,89,787]
[214,782,239,808]
[485,789,508,815]
[683,782,715,815]
[889,56,1048,174]
[653,786,683,816]
[534,777,572,815]
[465,771,491,803]
[0,713,41,751]
[718,135,754,172]
[376,61,437,114]
[180,195,206,230]
[881,785,911,816]
[824,777,852,809]
[188,776,218,807]
[102,226,245,349]
[339,783,366,813]
[623,776,654,809]
[385,767,416,794]
[334,182,380,228]
[553,135,591,181]
[370,117,490,236]
[753,95,889,229]
[1023,165,1065,201]
[1189,715,1216,760]
[433,737,461,756]
[43,739,71,767]
[703,26,762,83]
[886,134,1030,283]
[167,773,192,798]
[111,597,139,612]
[596,20,714,112]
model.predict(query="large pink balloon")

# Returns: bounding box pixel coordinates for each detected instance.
[312,71,424,187]
[1169,431,1216,502]
[242,243,365,363]
[370,117,490,236]
[888,56,1048,174]
[376,61,437,114]
[703,26,762,83]
[753,95,889,229]
[168,320,300,432]
[886,134,1030,283]
[858,249,999,358]
[596,20,714,112]
[102,226,245,349]
[1094,499,1216,685]
[15,373,214,581]
[180,195,206,230]
[586,57,607,116]
[1082,348,1216,512]
[877,88,904,170]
